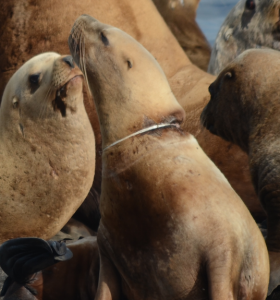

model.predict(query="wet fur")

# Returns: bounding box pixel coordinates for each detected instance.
[208,0,280,75]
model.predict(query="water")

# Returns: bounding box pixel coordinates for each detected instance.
[197,0,239,46]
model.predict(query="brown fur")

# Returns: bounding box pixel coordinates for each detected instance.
[0,53,95,242]
[2,237,99,300]
[201,48,280,295]
[69,16,269,300]
[153,0,211,71]
[0,0,263,220]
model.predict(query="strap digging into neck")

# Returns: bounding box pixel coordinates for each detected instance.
[103,123,179,152]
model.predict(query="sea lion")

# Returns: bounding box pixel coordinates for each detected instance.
[208,0,280,75]
[0,52,95,243]
[0,237,99,300]
[0,0,264,221]
[69,16,269,300]
[201,48,280,295]
[153,0,211,71]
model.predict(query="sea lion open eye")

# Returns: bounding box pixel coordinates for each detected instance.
[100,32,109,46]
[245,0,255,10]
[29,73,41,85]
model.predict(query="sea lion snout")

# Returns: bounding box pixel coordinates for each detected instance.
[51,55,84,116]
[200,80,220,135]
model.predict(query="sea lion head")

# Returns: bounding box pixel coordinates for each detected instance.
[0,52,84,135]
[208,0,280,75]
[68,15,185,148]
[202,48,280,152]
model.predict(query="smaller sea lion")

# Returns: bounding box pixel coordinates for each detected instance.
[0,53,95,243]
[0,237,99,300]
[153,0,211,71]
[69,15,269,300]
[208,0,280,75]
[201,48,280,295]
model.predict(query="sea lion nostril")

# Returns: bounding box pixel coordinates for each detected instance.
[208,83,215,95]
[63,56,75,69]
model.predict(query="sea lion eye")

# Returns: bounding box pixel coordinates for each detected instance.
[100,32,109,46]
[245,0,255,10]
[127,60,133,69]
[29,73,41,85]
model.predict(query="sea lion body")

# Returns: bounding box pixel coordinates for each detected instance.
[202,48,280,295]
[208,0,280,75]
[153,0,211,71]
[69,16,269,300]
[99,132,268,300]
[0,53,95,242]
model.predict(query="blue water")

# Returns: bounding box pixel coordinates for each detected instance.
[196,0,239,46]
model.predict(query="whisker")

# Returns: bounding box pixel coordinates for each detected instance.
[39,86,53,120]
[81,36,92,97]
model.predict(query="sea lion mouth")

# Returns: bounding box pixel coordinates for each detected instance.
[53,82,67,117]
[200,107,217,135]
[52,75,82,117]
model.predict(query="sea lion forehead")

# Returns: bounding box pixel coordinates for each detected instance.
[233,48,280,68]
[22,52,60,75]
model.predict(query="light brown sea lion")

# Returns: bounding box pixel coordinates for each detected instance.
[201,48,280,295]
[0,52,95,243]
[208,0,280,75]
[153,0,211,71]
[0,237,99,300]
[69,16,269,300]
[0,0,263,220]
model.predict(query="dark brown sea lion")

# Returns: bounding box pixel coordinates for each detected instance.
[208,0,280,75]
[0,0,263,221]
[69,16,269,300]
[0,53,95,242]
[201,48,280,295]
[153,0,211,71]
[0,237,99,300]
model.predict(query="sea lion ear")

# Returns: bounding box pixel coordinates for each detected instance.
[12,96,19,109]
[224,72,233,79]
[0,238,73,283]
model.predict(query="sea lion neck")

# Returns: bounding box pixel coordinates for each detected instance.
[248,137,280,252]
[102,129,184,176]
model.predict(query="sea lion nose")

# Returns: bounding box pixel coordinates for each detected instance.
[208,83,215,96]
[62,56,75,69]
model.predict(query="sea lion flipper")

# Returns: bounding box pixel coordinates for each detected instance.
[267,284,280,299]
[0,238,73,283]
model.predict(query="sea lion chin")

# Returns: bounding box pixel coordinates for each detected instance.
[69,16,269,300]
[0,52,96,243]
